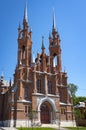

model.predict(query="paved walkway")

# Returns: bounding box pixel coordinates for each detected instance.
[42,124,68,130]
[0,128,17,130]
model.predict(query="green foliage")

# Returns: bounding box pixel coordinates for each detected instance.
[17,127,86,130]
[28,109,37,120]
[74,109,84,119]
[19,126,23,130]
[29,109,34,120]
[68,83,78,98]
[73,97,86,121]
[73,96,86,106]
[65,127,86,130]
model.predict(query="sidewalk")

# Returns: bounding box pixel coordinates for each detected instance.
[42,124,68,130]
[0,127,68,130]
[0,127,17,130]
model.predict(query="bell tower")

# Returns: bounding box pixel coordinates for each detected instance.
[17,3,32,67]
[49,11,62,72]
[14,3,32,101]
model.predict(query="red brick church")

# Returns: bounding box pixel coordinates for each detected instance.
[0,4,73,127]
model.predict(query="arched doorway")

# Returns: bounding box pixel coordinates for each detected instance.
[40,101,52,124]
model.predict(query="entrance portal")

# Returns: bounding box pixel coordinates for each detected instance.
[40,102,51,123]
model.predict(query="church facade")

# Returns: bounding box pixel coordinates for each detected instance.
[0,5,73,127]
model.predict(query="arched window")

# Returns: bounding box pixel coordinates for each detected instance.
[22,45,25,59]
[24,87,28,99]
[48,81,52,94]
[37,79,41,93]
[53,53,57,67]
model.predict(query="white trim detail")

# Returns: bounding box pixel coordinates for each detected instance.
[38,96,57,112]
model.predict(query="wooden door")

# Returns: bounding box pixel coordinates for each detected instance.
[41,104,50,123]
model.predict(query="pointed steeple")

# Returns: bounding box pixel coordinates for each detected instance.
[52,8,57,31]
[41,36,45,51]
[52,9,60,39]
[1,71,4,78]
[23,1,28,23]
[49,31,52,39]
[23,1,28,31]
[18,22,21,37]
[9,78,11,86]
[0,71,4,82]
[18,22,21,29]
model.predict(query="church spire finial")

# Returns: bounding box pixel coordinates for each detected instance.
[52,8,57,31]
[23,1,28,23]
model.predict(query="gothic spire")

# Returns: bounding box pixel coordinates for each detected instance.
[0,71,4,82]
[41,36,45,50]
[18,22,21,29]
[52,8,57,31]
[23,1,28,23]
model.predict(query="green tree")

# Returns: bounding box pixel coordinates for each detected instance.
[68,83,78,98]
[73,96,86,106]
[74,108,84,120]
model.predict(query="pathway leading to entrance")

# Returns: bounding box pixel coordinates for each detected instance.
[0,128,17,130]
[42,124,69,130]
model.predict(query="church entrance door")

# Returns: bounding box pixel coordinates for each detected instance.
[40,102,51,123]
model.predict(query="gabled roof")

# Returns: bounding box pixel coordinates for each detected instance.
[74,102,85,108]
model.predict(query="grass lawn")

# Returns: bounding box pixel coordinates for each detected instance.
[65,127,86,130]
[17,126,86,130]
[17,128,56,130]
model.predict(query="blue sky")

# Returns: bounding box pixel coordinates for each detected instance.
[0,0,86,96]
